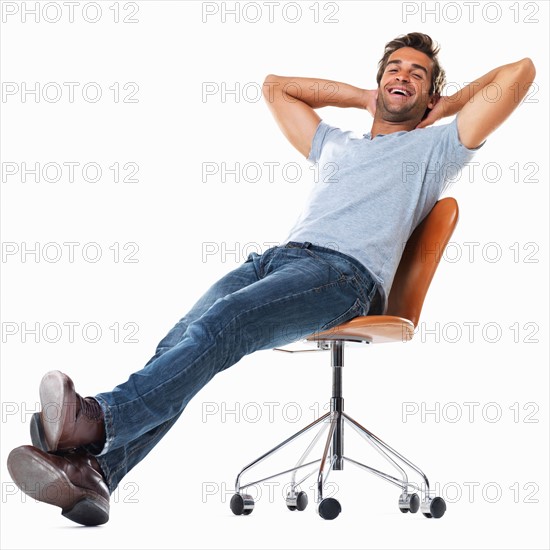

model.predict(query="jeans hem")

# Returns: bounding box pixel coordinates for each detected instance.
[93,394,115,457]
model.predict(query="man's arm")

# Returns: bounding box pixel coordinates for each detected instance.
[417,58,536,149]
[262,74,376,158]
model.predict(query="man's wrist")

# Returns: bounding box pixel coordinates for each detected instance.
[361,88,370,109]
[362,88,377,117]
[438,96,459,118]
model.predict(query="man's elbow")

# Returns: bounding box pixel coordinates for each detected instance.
[517,57,536,79]
[263,74,282,102]
[263,74,283,87]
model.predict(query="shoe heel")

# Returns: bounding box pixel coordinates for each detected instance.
[62,497,109,526]
[30,413,49,452]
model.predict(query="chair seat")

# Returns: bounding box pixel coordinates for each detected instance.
[306,315,415,344]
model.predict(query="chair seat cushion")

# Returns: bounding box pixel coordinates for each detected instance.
[306,315,415,344]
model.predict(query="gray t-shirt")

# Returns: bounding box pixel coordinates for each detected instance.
[284,116,485,314]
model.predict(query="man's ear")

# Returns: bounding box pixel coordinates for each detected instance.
[420,92,441,121]
[422,94,441,120]
[427,92,441,110]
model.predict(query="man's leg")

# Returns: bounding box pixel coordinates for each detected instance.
[8,244,375,522]
[7,253,263,522]
[93,245,373,491]
[148,251,265,363]
[90,254,262,491]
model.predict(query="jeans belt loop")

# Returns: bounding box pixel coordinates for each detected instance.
[285,241,311,249]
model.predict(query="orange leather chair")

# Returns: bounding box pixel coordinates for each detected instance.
[230,198,458,520]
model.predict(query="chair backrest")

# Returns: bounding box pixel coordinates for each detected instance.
[385,197,459,327]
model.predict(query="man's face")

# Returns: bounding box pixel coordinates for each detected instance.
[377,47,436,124]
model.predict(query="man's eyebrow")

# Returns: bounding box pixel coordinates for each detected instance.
[386,60,428,76]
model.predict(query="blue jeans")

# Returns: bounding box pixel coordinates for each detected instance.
[92,242,380,492]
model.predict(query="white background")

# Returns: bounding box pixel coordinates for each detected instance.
[1,1,548,548]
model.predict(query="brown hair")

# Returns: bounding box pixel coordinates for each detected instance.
[376,32,446,96]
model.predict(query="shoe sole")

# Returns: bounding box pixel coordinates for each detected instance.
[39,370,73,452]
[7,446,109,526]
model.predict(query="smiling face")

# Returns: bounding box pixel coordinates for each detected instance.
[376,47,437,124]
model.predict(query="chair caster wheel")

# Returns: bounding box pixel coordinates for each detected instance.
[398,492,420,514]
[286,491,308,511]
[230,493,254,516]
[317,498,341,520]
[421,496,446,518]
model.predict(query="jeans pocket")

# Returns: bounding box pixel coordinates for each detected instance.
[318,297,364,332]
[347,274,373,314]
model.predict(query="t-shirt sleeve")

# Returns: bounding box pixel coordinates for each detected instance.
[431,115,486,194]
[307,120,345,164]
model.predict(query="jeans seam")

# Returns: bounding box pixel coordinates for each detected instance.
[258,247,277,279]
[351,274,372,309]
[245,252,261,279]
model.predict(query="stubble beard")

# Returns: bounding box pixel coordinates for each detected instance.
[376,90,426,124]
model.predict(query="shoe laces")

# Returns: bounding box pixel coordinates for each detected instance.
[78,395,103,422]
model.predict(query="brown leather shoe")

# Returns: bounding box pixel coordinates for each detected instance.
[7,445,109,526]
[30,412,47,451]
[39,370,106,452]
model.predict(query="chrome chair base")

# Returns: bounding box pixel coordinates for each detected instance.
[230,340,447,520]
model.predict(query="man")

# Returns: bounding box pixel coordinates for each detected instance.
[7,32,535,526]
